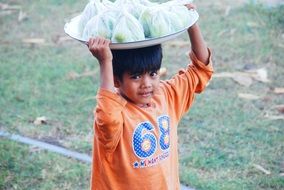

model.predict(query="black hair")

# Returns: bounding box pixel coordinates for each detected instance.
[111,44,163,81]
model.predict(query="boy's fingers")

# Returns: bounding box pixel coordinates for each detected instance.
[89,39,99,52]
[96,37,105,46]
[104,39,111,46]
[88,38,96,48]
[185,3,196,10]
[93,37,99,46]
[87,38,92,48]
[88,37,110,47]
[88,37,111,57]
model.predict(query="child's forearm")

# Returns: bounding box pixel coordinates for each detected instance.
[187,23,209,65]
[88,37,115,92]
[99,61,115,92]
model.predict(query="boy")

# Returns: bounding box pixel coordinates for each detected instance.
[87,4,213,190]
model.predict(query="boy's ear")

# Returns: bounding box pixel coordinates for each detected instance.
[114,76,120,88]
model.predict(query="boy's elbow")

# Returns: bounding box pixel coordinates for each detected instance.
[191,48,210,66]
[95,109,122,127]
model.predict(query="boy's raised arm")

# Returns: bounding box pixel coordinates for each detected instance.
[188,23,209,65]
[186,4,210,65]
[88,37,115,92]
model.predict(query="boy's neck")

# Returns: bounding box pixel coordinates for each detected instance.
[117,89,153,108]
[137,103,152,108]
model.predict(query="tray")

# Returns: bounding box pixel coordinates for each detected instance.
[64,9,199,49]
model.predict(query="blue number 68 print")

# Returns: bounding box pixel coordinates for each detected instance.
[132,115,170,158]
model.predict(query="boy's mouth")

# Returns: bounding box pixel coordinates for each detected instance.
[139,91,153,98]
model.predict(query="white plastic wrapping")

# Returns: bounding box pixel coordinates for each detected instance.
[78,0,105,34]
[140,6,183,38]
[82,11,117,40]
[69,0,198,43]
[111,10,145,42]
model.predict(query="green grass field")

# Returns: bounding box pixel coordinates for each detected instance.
[0,0,283,189]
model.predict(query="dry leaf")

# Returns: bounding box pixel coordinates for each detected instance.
[18,10,27,22]
[247,22,261,28]
[67,71,80,80]
[165,40,189,47]
[229,28,236,35]
[83,96,96,101]
[214,72,253,86]
[55,36,72,44]
[264,105,284,120]
[217,29,227,37]
[274,105,284,114]
[217,29,236,37]
[34,116,47,125]
[264,113,284,120]
[280,161,284,173]
[246,68,269,83]
[78,70,96,77]
[253,164,271,175]
[214,72,235,78]
[232,75,253,87]
[278,43,284,48]
[214,68,269,86]
[273,88,284,94]
[67,70,98,80]
[253,68,269,82]
[0,10,14,16]
[0,3,21,10]
[238,93,260,100]
[22,38,45,44]
[224,6,231,17]
[0,3,8,9]
[29,146,42,153]
[159,67,167,77]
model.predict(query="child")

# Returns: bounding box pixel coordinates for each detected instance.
[87,4,213,190]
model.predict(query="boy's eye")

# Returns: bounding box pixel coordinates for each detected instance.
[130,74,141,79]
[150,71,158,77]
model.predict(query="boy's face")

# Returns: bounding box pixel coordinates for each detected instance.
[116,70,160,107]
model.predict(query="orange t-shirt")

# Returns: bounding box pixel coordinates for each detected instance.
[91,51,213,190]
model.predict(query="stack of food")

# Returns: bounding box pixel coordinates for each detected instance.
[79,0,194,43]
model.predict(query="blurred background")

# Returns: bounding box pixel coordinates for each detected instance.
[0,0,283,189]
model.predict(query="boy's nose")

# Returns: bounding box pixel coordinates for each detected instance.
[141,76,151,88]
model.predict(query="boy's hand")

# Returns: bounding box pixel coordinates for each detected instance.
[184,3,196,26]
[185,3,210,65]
[184,3,197,29]
[184,3,196,10]
[88,37,113,65]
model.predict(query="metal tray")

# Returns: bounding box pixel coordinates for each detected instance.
[64,9,199,49]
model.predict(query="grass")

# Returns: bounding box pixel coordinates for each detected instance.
[0,0,283,189]
[0,139,90,190]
